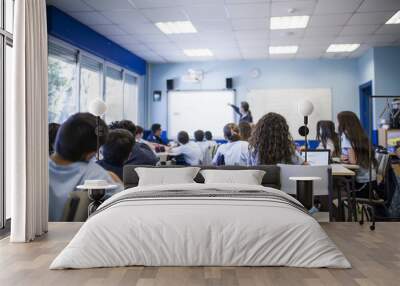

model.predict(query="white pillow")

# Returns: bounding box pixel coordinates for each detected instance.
[136,167,201,186]
[200,169,266,185]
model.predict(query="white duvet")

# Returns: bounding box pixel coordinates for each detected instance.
[50,183,351,269]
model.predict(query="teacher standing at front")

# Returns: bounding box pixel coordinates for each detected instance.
[228,101,253,123]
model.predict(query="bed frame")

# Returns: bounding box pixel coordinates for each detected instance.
[123,165,281,190]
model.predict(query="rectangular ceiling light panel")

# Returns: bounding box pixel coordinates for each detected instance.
[326,44,360,53]
[269,45,299,54]
[155,21,197,34]
[386,10,400,24]
[270,16,310,30]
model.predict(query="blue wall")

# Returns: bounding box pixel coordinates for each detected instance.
[149,59,359,128]
[374,47,400,96]
[47,6,146,75]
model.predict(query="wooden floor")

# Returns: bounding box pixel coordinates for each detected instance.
[1,222,399,286]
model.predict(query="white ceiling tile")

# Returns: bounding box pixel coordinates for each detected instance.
[298,44,328,53]
[119,23,161,34]
[309,14,353,27]
[301,36,337,45]
[198,31,236,42]
[271,1,316,17]
[168,34,200,43]
[357,0,400,13]
[83,0,136,11]
[364,34,398,44]
[130,0,185,9]
[225,0,268,3]
[314,0,363,15]
[304,26,343,37]
[89,24,128,36]
[347,12,395,25]
[231,18,267,30]
[184,4,227,20]
[334,35,369,43]
[140,7,189,22]
[69,11,112,25]
[123,43,151,53]
[296,53,322,59]
[322,53,349,59]
[375,24,400,35]
[101,10,149,25]
[226,3,269,18]
[237,39,267,48]
[269,54,296,59]
[134,34,171,44]
[340,25,380,36]
[269,37,301,45]
[269,29,304,39]
[106,35,143,45]
[47,0,94,12]
[235,30,269,41]
[193,20,232,32]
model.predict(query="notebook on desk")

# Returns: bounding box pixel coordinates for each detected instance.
[300,150,330,166]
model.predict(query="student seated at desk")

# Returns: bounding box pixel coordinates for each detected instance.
[213,123,249,166]
[147,123,167,145]
[205,131,218,148]
[48,113,122,222]
[248,112,303,165]
[109,120,158,166]
[194,130,212,165]
[97,129,134,180]
[170,131,202,166]
[316,120,340,157]
[48,122,60,155]
[338,111,377,198]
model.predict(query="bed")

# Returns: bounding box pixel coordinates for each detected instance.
[50,166,350,269]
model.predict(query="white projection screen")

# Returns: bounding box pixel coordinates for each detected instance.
[247,88,332,140]
[168,90,235,139]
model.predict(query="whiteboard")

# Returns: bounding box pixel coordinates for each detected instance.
[247,89,332,140]
[168,90,235,139]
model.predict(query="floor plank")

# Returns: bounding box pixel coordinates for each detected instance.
[0,222,399,286]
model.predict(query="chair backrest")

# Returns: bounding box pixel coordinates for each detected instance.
[278,164,331,195]
[61,191,90,222]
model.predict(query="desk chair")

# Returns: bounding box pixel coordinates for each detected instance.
[61,191,90,222]
[346,152,396,230]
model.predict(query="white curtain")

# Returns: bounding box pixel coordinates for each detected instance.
[9,0,49,242]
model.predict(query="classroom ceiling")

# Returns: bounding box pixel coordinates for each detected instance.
[46,0,400,63]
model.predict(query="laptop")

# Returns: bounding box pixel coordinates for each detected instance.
[300,149,330,166]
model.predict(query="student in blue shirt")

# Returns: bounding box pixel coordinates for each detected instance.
[213,123,249,166]
[228,101,253,123]
[248,112,303,165]
[49,113,122,222]
[146,123,167,145]
[97,129,134,180]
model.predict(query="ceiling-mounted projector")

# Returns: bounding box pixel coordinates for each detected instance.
[182,69,204,83]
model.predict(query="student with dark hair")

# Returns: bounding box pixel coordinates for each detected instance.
[316,120,340,157]
[228,101,253,123]
[108,120,158,166]
[338,111,377,197]
[170,131,202,165]
[205,130,218,147]
[212,123,249,166]
[135,125,145,143]
[238,121,252,141]
[49,113,122,221]
[194,129,212,165]
[146,123,167,145]
[248,112,303,165]
[97,129,134,180]
[49,122,60,155]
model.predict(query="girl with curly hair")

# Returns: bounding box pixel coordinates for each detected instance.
[248,112,303,165]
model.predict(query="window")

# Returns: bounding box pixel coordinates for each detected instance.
[47,39,140,125]
[123,73,138,123]
[48,42,78,123]
[80,55,102,112]
[105,66,124,123]
[1,0,14,230]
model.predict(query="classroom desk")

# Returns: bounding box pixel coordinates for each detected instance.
[330,164,357,221]
[156,152,179,164]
